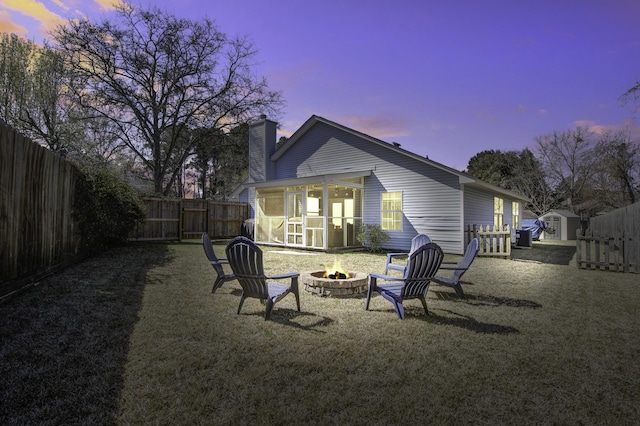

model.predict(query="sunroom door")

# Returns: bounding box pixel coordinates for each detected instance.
[286,191,304,246]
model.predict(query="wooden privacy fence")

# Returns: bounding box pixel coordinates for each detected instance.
[465,224,511,258]
[576,202,639,273]
[587,201,639,240]
[1,123,82,297]
[576,231,638,273]
[129,198,249,241]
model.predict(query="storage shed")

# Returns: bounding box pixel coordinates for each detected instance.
[539,209,581,240]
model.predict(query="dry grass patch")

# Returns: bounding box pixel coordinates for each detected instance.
[0,244,172,425]
[2,240,639,424]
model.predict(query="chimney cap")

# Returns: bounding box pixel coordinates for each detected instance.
[259,114,267,119]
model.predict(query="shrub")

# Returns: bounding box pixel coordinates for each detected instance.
[357,224,389,253]
[74,165,147,249]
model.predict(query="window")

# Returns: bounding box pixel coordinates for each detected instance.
[494,197,504,229]
[381,192,402,231]
[512,201,520,230]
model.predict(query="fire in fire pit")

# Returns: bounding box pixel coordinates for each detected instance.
[301,259,368,297]
[328,272,347,279]
[324,258,350,280]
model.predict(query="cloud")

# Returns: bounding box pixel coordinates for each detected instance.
[51,0,69,11]
[0,0,122,42]
[93,0,123,11]
[267,59,320,92]
[514,104,528,113]
[0,10,28,35]
[538,109,548,115]
[573,118,640,139]
[0,0,64,34]
[277,128,294,140]
[587,124,608,135]
[341,113,410,139]
[573,119,599,131]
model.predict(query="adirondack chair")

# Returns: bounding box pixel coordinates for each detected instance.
[225,236,301,320]
[433,238,479,299]
[202,233,236,293]
[384,233,431,275]
[366,242,444,320]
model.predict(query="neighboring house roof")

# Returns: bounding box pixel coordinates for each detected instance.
[271,115,529,202]
[541,209,581,218]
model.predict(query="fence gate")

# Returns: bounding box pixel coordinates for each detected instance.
[129,198,249,241]
[181,199,209,240]
[465,224,512,258]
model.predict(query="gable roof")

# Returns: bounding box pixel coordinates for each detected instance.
[273,115,529,202]
[541,209,581,218]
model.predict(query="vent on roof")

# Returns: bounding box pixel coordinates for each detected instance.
[392,142,401,147]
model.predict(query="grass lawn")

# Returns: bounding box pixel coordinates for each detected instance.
[1,240,639,424]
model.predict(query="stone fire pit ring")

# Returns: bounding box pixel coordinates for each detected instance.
[301,271,369,297]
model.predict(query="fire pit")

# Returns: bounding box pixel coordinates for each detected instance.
[301,271,368,296]
[301,259,368,297]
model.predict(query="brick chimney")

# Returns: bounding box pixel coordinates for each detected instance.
[248,115,277,183]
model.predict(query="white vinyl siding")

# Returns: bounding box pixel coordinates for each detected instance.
[463,186,494,227]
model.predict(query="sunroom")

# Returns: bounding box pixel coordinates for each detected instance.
[252,174,366,250]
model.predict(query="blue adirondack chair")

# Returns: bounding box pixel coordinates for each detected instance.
[366,242,444,320]
[225,236,300,320]
[202,233,236,293]
[384,233,432,275]
[433,238,479,299]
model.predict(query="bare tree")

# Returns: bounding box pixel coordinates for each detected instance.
[52,2,282,195]
[621,79,640,113]
[592,129,639,207]
[20,44,80,152]
[0,33,32,125]
[466,148,555,215]
[208,123,249,200]
[76,115,128,164]
[188,123,248,200]
[189,127,223,199]
[511,149,556,215]
[0,34,77,152]
[535,127,597,214]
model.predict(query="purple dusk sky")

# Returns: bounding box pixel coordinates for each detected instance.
[2,0,639,170]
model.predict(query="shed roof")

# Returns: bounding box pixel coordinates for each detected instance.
[541,209,581,218]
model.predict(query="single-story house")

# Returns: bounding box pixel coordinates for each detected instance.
[538,209,582,240]
[233,115,529,254]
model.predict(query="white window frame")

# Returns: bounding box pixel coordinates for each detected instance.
[494,197,504,229]
[512,201,520,230]
[381,191,403,231]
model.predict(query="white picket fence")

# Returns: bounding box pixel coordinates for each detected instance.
[465,224,511,258]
